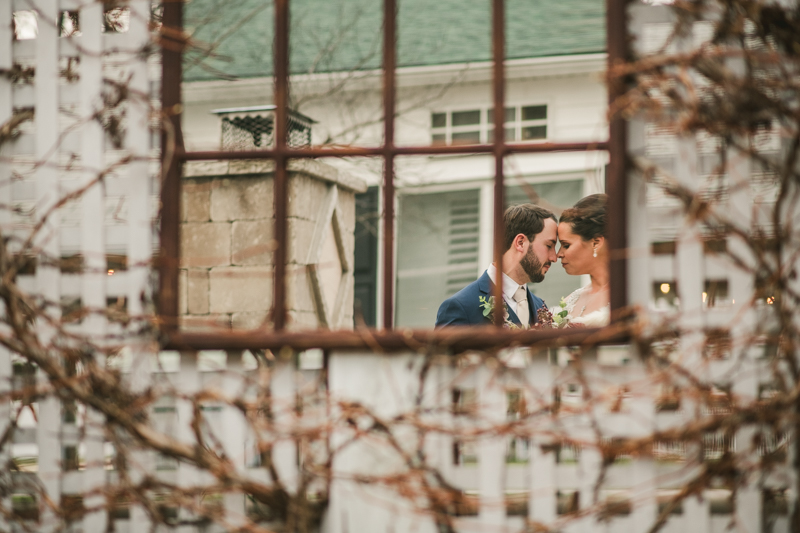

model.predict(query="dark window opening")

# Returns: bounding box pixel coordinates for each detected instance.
[354,187,379,327]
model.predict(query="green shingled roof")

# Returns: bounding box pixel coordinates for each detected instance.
[184,0,605,82]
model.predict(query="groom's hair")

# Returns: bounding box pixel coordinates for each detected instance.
[503,204,557,251]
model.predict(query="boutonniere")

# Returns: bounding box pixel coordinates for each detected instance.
[479,295,523,329]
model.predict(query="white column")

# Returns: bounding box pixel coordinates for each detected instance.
[34,1,62,529]
[675,132,703,321]
[0,2,11,528]
[175,352,200,533]
[126,0,153,327]
[80,2,108,531]
[478,181,495,274]
[626,116,651,312]
[572,429,601,533]
[0,0,10,239]
[122,2,156,528]
[628,349,658,532]
[126,343,154,530]
[326,351,438,533]
[529,437,556,525]
[528,352,556,526]
[0,345,9,532]
[725,88,762,533]
[271,356,298,494]
[683,492,709,533]
[221,350,248,526]
[421,357,446,481]
[477,363,506,528]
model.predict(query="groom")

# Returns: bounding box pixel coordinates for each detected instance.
[435,204,558,327]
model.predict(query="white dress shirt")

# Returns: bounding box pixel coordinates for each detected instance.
[486,264,529,326]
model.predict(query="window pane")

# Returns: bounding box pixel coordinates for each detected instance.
[354,188,379,327]
[522,125,547,140]
[396,190,480,327]
[451,131,481,144]
[522,105,547,121]
[505,179,584,306]
[432,112,447,128]
[487,107,515,123]
[452,110,481,126]
[432,133,447,145]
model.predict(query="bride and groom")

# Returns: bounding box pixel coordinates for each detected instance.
[435,194,609,329]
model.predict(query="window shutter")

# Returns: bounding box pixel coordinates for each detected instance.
[446,196,480,296]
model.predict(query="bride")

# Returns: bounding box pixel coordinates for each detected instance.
[556,194,609,327]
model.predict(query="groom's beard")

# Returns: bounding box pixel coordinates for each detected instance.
[520,247,547,283]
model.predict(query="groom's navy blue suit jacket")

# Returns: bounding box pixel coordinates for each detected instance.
[435,271,546,327]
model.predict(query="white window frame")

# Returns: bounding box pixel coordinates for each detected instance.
[431,104,549,145]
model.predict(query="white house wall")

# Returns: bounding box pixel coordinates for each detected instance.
[182,55,609,188]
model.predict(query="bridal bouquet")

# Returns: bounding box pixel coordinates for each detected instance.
[536,298,574,329]
[536,296,609,329]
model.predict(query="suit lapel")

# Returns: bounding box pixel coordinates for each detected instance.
[526,287,537,325]
[477,271,491,296]
[506,304,521,325]
[479,271,522,325]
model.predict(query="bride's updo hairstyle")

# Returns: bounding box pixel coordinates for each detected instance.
[559,194,607,241]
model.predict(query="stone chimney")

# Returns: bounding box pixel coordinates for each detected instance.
[180,159,366,331]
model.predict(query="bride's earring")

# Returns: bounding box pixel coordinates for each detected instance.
[592,245,597,258]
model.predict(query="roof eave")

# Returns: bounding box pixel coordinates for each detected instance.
[184,53,607,103]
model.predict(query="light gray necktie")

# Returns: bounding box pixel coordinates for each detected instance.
[513,285,529,327]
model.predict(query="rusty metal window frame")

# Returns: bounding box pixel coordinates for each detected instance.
[158,0,628,352]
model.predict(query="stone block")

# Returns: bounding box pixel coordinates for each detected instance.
[334,192,356,270]
[286,266,316,314]
[209,266,273,314]
[228,160,275,175]
[316,223,344,314]
[210,176,273,222]
[288,160,367,193]
[288,174,328,221]
[341,228,355,270]
[183,161,229,178]
[287,217,317,264]
[181,222,231,268]
[232,220,274,266]
[337,191,356,233]
[287,310,319,331]
[341,276,355,329]
[182,179,211,222]
[231,311,270,330]
[187,268,209,314]
[341,312,354,329]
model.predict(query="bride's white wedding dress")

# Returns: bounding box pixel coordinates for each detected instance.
[563,285,610,327]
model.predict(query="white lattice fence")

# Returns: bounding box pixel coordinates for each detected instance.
[6,347,782,532]
[0,0,159,530]
[323,345,787,533]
